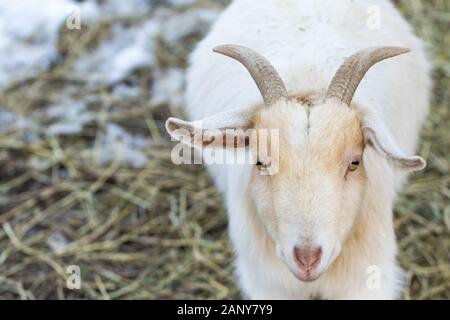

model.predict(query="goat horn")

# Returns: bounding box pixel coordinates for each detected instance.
[327,47,410,106]
[213,45,288,106]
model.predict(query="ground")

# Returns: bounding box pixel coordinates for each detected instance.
[0,0,448,299]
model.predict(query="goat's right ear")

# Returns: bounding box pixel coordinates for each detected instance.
[362,115,426,172]
[165,108,254,149]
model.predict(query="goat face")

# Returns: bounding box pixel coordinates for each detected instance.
[249,99,367,281]
[166,45,426,282]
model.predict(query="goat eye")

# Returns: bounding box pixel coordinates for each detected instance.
[256,160,269,171]
[348,160,360,172]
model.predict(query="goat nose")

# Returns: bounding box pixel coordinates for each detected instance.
[293,246,322,271]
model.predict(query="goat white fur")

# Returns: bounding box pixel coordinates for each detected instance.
[166,0,431,299]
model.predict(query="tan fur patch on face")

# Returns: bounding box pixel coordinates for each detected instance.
[308,103,365,174]
[250,97,369,278]
[250,96,364,222]
[252,98,364,177]
[291,90,326,107]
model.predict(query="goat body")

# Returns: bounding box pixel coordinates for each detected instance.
[174,0,431,299]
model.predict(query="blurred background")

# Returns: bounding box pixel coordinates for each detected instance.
[0,0,448,299]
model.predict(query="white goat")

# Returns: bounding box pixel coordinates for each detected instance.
[166,0,431,299]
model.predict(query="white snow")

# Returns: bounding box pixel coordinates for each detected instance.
[47,101,95,136]
[0,110,17,129]
[75,6,219,85]
[112,84,142,98]
[168,0,198,8]
[0,0,222,168]
[151,68,186,106]
[96,0,152,17]
[75,20,160,84]
[97,123,149,168]
[161,8,219,44]
[0,0,98,87]
[47,232,70,254]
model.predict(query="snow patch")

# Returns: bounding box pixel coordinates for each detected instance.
[47,101,95,136]
[75,20,160,84]
[47,232,70,254]
[151,68,185,106]
[0,0,97,87]
[97,123,149,168]
[161,8,220,44]
[168,0,198,8]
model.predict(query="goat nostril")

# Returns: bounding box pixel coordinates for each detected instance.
[293,246,322,271]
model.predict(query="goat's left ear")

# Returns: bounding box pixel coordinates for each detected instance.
[362,117,426,172]
[165,108,254,149]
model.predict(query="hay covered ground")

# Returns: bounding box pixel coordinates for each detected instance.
[0,0,448,299]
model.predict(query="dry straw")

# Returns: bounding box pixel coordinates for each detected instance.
[0,0,448,299]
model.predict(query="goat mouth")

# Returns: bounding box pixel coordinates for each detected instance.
[291,269,322,282]
[295,273,321,282]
